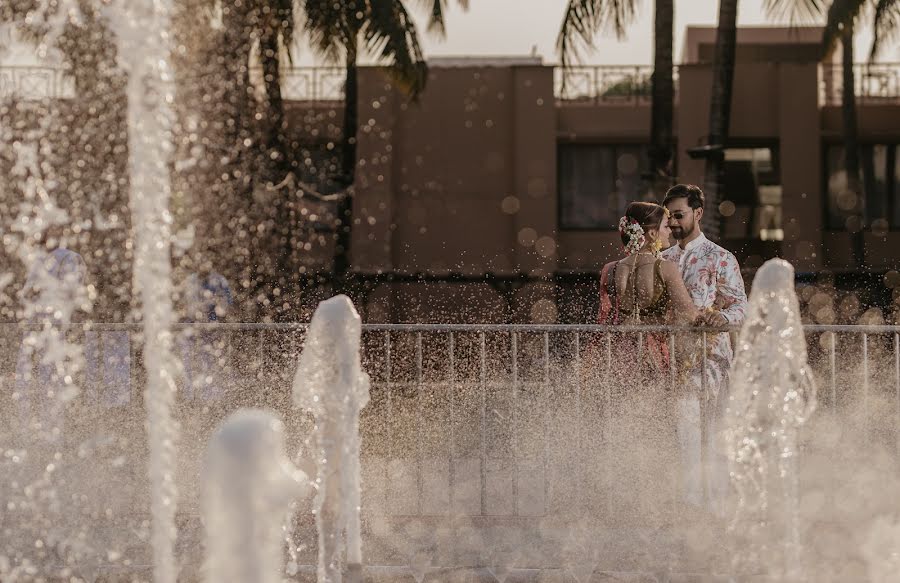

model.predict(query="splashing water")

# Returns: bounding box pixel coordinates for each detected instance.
[203,410,308,583]
[105,2,180,582]
[2,1,179,581]
[293,295,371,582]
[724,258,817,579]
[408,548,433,583]
[565,554,596,583]
[487,546,519,583]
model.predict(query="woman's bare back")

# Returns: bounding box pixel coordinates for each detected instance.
[614,255,700,324]
[614,256,668,321]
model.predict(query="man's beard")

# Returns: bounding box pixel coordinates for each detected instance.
[671,222,695,240]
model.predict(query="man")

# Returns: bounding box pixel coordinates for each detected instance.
[661,183,748,511]
[179,267,233,401]
[15,240,88,437]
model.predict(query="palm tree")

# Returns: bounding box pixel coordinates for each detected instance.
[700,0,739,241]
[209,0,295,179]
[257,0,295,167]
[767,0,897,262]
[557,0,676,195]
[703,0,892,242]
[821,0,898,265]
[822,0,899,58]
[301,0,464,287]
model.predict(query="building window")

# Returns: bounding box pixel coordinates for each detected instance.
[720,145,783,241]
[558,144,649,230]
[826,144,900,232]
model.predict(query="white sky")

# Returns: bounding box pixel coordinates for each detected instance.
[1,1,895,67]
[294,0,899,66]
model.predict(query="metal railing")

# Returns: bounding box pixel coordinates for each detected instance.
[0,65,345,103]
[819,62,900,105]
[0,66,74,100]
[10,62,898,107]
[254,66,345,102]
[554,65,676,105]
[555,63,900,107]
[3,322,900,519]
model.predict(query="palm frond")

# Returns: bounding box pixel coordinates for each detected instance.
[556,0,638,69]
[822,0,867,53]
[274,0,295,65]
[302,0,351,64]
[417,0,447,36]
[414,0,468,37]
[870,0,900,58]
[762,0,826,25]
[362,0,427,97]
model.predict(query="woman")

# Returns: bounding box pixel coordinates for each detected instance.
[15,244,87,438]
[592,202,702,521]
[598,201,700,377]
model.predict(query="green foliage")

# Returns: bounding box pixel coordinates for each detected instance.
[556,0,640,69]
[601,74,651,98]
[301,0,439,99]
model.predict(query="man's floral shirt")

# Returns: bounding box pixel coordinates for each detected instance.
[662,232,748,398]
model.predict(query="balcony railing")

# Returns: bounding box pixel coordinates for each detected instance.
[556,63,900,107]
[0,65,345,103]
[820,62,900,105]
[0,65,74,100]
[555,65,676,105]
[253,66,345,102]
[9,63,898,107]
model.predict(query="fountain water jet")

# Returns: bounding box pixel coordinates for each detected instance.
[203,409,308,583]
[104,3,180,582]
[1,2,180,581]
[293,295,371,583]
[724,258,817,579]
[486,545,519,583]
[408,548,433,583]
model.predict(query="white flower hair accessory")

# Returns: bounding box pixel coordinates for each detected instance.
[618,216,646,255]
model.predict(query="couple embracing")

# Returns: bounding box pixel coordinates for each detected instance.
[598,184,748,510]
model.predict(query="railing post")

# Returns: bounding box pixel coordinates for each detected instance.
[895,333,900,455]
[511,331,519,516]
[669,332,677,519]
[448,332,456,517]
[863,333,870,445]
[543,332,550,514]
[415,332,424,515]
[384,331,393,512]
[574,332,584,511]
[604,333,613,514]
[700,331,709,507]
[479,331,488,516]
[830,332,837,408]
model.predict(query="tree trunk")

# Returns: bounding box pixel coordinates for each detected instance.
[210,0,256,292]
[260,27,286,175]
[702,0,738,241]
[649,0,675,198]
[841,24,865,267]
[333,40,359,290]
[260,27,297,304]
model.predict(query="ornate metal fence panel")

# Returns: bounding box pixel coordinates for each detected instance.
[3,322,899,521]
[277,66,345,102]
[555,65,677,105]
[819,63,900,105]
[0,66,75,100]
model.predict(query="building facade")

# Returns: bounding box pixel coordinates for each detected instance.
[3,26,897,324]
[285,26,900,323]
